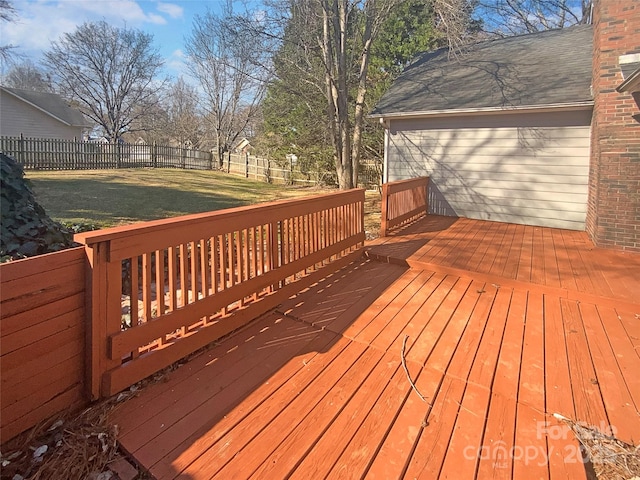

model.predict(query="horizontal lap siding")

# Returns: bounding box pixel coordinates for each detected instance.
[387,110,592,230]
[0,90,81,140]
[0,248,88,443]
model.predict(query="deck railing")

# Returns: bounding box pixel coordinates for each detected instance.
[380,177,429,236]
[75,189,365,398]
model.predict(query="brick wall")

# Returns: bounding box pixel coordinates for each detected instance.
[587,0,640,252]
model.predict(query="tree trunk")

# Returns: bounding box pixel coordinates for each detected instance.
[351,16,375,189]
[321,0,355,190]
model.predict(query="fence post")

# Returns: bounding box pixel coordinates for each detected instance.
[19,133,25,167]
[227,152,231,173]
[181,147,186,169]
[74,137,79,170]
[152,142,158,168]
[245,153,249,178]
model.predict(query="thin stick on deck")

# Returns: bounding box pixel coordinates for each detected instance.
[401,335,427,402]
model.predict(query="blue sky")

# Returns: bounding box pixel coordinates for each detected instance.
[3,0,227,78]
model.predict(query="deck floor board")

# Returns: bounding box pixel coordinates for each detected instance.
[111,215,640,479]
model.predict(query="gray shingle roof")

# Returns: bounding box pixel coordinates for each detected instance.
[1,86,91,127]
[371,25,593,117]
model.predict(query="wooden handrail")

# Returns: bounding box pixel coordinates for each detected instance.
[380,177,429,236]
[76,189,365,398]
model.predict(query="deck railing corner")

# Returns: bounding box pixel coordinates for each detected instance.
[381,177,429,236]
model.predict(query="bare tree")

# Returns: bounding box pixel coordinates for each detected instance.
[185,4,271,168]
[0,0,17,64]
[475,0,591,35]
[258,0,469,189]
[44,21,166,141]
[165,78,204,148]
[126,93,170,144]
[3,60,53,92]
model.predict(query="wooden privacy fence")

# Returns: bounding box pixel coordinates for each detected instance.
[0,248,88,443]
[225,153,293,184]
[75,189,365,399]
[0,135,212,170]
[0,136,382,189]
[224,153,382,190]
[381,177,429,237]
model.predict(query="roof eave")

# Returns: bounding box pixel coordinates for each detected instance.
[1,86,88,127]
[370,101,594,120]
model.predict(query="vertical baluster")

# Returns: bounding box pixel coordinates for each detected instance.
[129,257,140,359]
[142,252,152,323]
[200,238,209,297]
[313,211,319,269]
[179,244,188,336]
[247,228,253,282]
[154,250,166,346]
[237,230,245,305]
[257,225,264,277]
[252,226,258,279]
[168,246,177,312]
[282,219,288,270]
[242,229,248,283]
[190,241,198,306]
[295,216,301,261]
[302,215,307,273]
[210,236,219,315]
[219,234,226,290]
[130,257,139,327]
[222,234,230,313]
[199,239,209,324]
[228,232,236,288]
[156,250,165,317]
[180,244,188,307]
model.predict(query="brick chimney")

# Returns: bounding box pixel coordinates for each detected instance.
[586,0,640,252]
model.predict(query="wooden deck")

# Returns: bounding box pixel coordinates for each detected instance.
[111,216,640,479]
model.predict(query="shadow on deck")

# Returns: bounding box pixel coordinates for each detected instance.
[111,216,640,479]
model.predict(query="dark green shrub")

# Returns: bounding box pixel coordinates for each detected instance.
[1,153,77,262]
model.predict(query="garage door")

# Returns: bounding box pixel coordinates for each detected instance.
[386,109,592,230]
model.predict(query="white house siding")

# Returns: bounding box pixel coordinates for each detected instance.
[386,109,592,230]
[0,90,82,140]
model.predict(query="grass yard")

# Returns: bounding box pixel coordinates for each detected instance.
[27,169,382,236]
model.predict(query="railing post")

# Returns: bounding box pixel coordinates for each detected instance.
[80,240,123,399]
[381,182,390,237]
[425,177,429,214]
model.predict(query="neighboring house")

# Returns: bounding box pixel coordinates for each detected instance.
[0,86,92,140]
[234,137,253,154]
[372,0,639,251]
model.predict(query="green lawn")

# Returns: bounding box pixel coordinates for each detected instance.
[26,169,335,228]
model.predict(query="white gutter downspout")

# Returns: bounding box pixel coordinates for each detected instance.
[379,117,389,184]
